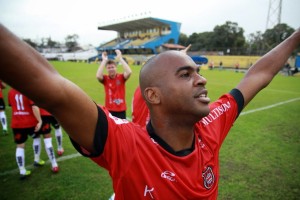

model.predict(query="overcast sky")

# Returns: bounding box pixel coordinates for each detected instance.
[0,0,299,47]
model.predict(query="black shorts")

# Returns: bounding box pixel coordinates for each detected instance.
[36,116,52,135]
[0,98,5,110]
[47,115,60,129]
[13,127,37,144]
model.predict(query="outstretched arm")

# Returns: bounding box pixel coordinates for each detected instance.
[0,24,98,153]
[96,51,108,82]
[115,49,132,80]
[236,28,300,107]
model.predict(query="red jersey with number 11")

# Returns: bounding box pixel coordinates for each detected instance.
[8,89,37,128]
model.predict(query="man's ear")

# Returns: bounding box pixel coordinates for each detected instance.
[144,87,160,104]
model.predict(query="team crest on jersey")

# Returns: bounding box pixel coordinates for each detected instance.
[202,166,215,189]
[113,98,123,105]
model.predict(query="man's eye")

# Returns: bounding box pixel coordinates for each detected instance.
[180,73,190,78]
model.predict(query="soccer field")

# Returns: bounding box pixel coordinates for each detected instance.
[1,61,300,199]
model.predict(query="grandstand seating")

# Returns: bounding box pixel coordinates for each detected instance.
[95,17,181,62]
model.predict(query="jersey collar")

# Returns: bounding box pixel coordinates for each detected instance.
[146,121,195,157]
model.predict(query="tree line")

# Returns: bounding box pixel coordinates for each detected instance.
[178,21,298,56]
[23,21,298,56]
[24,34,80,52]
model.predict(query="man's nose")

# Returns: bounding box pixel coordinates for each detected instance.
[194,74,207,86]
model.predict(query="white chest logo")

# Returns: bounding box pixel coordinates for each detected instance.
[161,171,176,182]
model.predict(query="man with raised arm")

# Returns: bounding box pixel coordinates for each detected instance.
[96,50,132,119]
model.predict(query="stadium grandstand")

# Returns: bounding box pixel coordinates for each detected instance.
[89,17,207,65]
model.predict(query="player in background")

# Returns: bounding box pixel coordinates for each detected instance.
[36,111,64,156]
[32,106,64,156]
[0,80,8,135]
[8,88,42,179]
[131,85,150,127]
[32,105,59,173]
[96,49,132,119]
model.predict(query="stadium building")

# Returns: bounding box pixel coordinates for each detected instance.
[90,17,188,65]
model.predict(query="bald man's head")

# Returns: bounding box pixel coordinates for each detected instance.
[139,51,197,106]
[140,51,191,91]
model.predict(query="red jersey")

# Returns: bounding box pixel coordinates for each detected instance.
[39,107,51,116]
[72,89,243,200]
[8,89,37,128]
[102,74,127,112]
[132,86,149,127]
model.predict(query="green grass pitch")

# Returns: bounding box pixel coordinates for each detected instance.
[0,61,299,199]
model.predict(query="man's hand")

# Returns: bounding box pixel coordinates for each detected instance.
[102,51,108,62]
[115,49,123,61]
[34,120,42,132]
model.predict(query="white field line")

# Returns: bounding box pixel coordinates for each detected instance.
[266,89,300,95]
[1,97,300,177]
[240,97,300,116]
[0,153,81,176]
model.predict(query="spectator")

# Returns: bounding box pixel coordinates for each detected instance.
[219,61,223,70]
[283,61,292,76]
[291,66,299,75]
[235,62,240,72]
[209,61,214,70]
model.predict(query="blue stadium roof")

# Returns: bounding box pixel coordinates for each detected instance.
[98,17,177,32]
